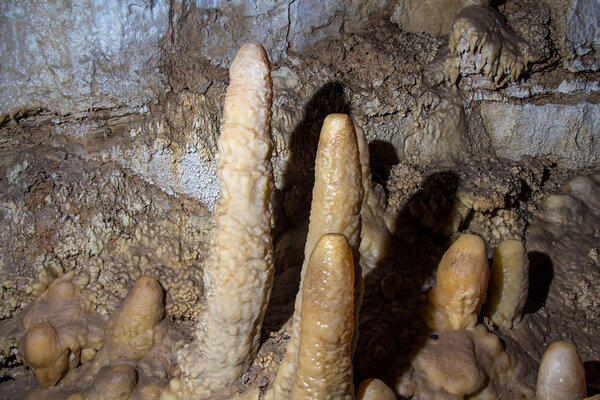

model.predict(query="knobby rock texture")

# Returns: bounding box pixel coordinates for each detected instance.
[0,0,599,398]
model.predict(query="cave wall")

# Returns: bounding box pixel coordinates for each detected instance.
[1,0,599,211]
[0,0,390,117]
[0,0,599,392]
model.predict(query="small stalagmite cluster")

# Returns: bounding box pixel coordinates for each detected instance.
[397,233,591,399]
[14,41,594,400]
[20,272,106,389]
[20,273,178,400]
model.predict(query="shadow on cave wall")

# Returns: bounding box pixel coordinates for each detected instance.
[524,251,554,315]
[262,81,351,334]
[258,79,494,387]
[585,360,600,395]
[355,171,459,383]
[490,0,507,9]
[369,139,400,186]
[259,80,466,384]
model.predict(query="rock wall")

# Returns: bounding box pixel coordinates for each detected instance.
[482,102,600,167]
[0,0,170,116]
[0,1,599,395]
[0,0,390,118]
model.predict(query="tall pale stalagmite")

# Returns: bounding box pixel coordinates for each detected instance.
[290,234,355,400]
[176,42,274,398]
[271,114,364,399]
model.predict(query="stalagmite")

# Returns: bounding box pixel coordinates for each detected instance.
[395,325,535,399]
[176,42,275,398]
[19,272,107,388]
[23,322,69,387]
[84,364,138,400]
[107,276,166,363]
[485,239,529,329]
[355,124,394,273]
[426,234,489,330]
[356,379,397,400]
[536,341,587,400]
[290,234,355,400]
[271,114,364,399]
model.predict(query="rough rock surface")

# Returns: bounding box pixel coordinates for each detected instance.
[481,102,600,167]
[510,175,600,364]
[0,0,599,398]
[0,0,390,119]
[0,145,210,322]
[0,0,170,117]
[391,0,491,35]
[564,0,600,71]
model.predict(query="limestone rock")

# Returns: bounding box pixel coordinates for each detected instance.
[480,102,600,168]
[0,0,170,117]
[564,0,600,71]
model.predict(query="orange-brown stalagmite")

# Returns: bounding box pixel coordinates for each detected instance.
[426,233,489,330]
[290,234,355,400]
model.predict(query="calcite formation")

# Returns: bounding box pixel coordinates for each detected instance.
[536,341,587,400]
[356,379,397,400]
[271,113,364,399]
[19,272,106,388]
[485,239,529,329]
[107,276,168,364]
[355,124,394,272]
[1,0,599,394]
[81,364,139,400]
[522,173,600,362]
[22,322,69,388]
[407,87,468,163]
[290,234,355,400]
[0,144,210,323]
[426,234,490,330]
[18,274,176,399]
[395,325,535,399]
[176,42,275,399]
[446,5,529,86]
